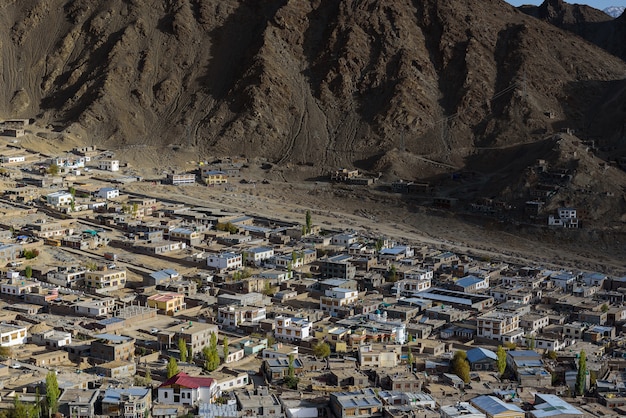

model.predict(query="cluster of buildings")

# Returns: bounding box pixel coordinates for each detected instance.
[0,144,624,417]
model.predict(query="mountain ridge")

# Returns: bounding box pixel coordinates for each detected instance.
[0,0,625,177]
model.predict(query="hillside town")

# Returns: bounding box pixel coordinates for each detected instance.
[0,137,625,418]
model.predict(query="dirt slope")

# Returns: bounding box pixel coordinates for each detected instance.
[0,0,625,178]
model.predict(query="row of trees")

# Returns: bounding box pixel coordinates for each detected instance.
[167,335,232,379]
[0,371,59,418]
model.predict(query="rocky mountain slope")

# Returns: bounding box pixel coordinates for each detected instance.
[519,0,626,61]
[0,0,625,180]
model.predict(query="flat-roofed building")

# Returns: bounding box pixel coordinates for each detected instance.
[320,287,359,317]
[90,334,135,362]
[477,310,521,343]
[440,402,486,418]
[330,388,383,418]
[319,254,356,279]
[147,293,186,316]
[85,268,127,291]
[207,252,242,270]
[274,316,312,342]
[0,323,27,346]
[157,322,218,353]
[416,288,494,311]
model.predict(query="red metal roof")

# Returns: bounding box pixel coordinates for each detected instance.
[159,372,216,389]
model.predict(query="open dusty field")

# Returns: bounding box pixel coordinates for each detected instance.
[123,175,626,276]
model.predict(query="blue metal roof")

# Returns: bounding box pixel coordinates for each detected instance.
[466,347,497,363]
[472,395,524,415]
[455,275,484,288]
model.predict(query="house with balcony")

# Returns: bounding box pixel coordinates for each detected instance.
[46,266,86,288]
[274,316,312,342]
[217,305,266,328]
[85,268,127,292]
[477,310,523,344]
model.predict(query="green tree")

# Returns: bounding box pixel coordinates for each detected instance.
[305,210,312,234]
[145,367,152,385]
[529,335,535,350]
[45,370,60,415]
[262,281,273,296]
[387,265,398,283]
[284,353,299,389]
[223,337,229,361]
[0,346,11,359]
[301,225,306,236]
[407,348,414,371]
[375,238,384,252]
[601,303,609,313]
[166,357,179,378]
[313,342,331,359]
[546,350,558,360]
[178,338,188,363]
[576,350,587,396]
[451,350,471,384]
[496,345,507,376]
[69,187,76,197]
[203,333,220,372]
[47,164,59,176]
[23,266,32,279]
[11,393,35,418]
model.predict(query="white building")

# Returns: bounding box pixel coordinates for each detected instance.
[158,372,218,406]
[274,316,312,342]
[357,344,401,368]
[244,247,275,264]
[548,207,578,228]
[206,252,242,270]
[320,287,359,316]
[217,306,266,328]
[1,277,40,296]
[46,267,86,288]
[98,160,120,172]
[394,278,432,297]
[0,324,27,347]
[97,187,120,200]
[331,233,358,247]
[74,298,116,317]
[214,370,249,394]
[31,329,72,348]
[46,191,73,207]
[1,156,25,164]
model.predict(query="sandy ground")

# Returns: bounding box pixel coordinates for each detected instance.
[122,176,626,275]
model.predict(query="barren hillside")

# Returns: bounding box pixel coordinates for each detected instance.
[0,0,625,178]
[520,0,626,61]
